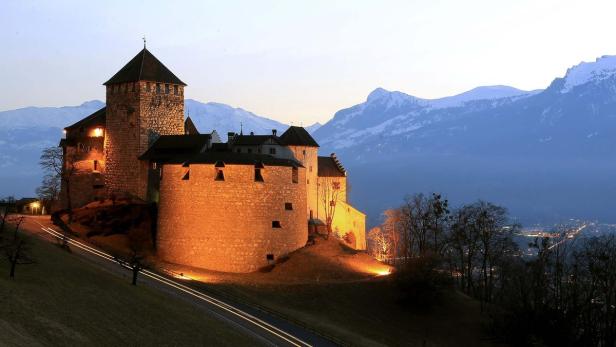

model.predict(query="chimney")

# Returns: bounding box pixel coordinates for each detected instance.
[272,129,277,136]
[227,132,235,142]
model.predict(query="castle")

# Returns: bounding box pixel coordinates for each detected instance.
[59,47,366,272]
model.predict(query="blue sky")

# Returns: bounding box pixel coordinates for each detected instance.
[2,0,616,124]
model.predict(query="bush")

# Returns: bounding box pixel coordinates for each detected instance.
[343,231,356,248]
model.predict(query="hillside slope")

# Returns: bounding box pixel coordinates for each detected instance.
[0,233,257,346]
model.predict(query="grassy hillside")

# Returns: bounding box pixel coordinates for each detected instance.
[0,233,258,346]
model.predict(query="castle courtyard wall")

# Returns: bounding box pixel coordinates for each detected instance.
[157,163,307,273]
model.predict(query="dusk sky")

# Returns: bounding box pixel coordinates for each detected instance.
[2,0,616,124]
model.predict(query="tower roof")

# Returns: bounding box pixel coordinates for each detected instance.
[104,48,186,86]
[279,126,319,147]
[184,117,199,135]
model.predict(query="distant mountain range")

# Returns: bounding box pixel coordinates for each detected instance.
[2,55,616,225]
[313,55,616,225]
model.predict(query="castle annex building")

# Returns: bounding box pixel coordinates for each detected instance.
[60,48,366,272]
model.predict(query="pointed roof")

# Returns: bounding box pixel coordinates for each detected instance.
[184,117,199,135]
[279,126,319,147]
[104,48,186,86]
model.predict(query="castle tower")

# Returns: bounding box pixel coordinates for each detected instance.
[103,48,186,200]
[279,126,320,219]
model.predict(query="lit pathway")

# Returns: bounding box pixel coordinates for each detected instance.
[21,216,339,347]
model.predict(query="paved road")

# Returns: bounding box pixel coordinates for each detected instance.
[18,215,339,347]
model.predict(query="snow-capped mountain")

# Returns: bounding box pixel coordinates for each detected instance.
[0,100,105,129]
[314,84,539,150]
[315,56,616,225]
[185,99,288,137]
[561,55,616,93]
[305,122,322,134]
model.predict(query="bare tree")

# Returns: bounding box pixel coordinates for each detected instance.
[318,177,344,239]
[36,173,61,203]
[39,146,77,222]
[2,216,34,278]
[368,226,392,262]
[382,209,402,265]
[0,196,16,234]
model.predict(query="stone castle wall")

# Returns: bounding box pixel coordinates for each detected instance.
[104,81,184,200]
[287,146,318,219]
[59,137,105,209]
[157,163,307,273]
[331,200,367,250]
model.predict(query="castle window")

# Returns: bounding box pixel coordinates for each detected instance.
[302,149,306,156]
[285,203,293,210]
[93,160,98,171]
[269,148,276,155]
[266,254,274,262]
[215,162,225,180]
[93,127,104,137]
[272,221,282,228]
[165,84,170,94]
[247,148,253,154]
[156,83,161,94]
[146,82,151,92]
[254,168,264,182]
[151,162,157,170]
[215,169,224,181]
[182,170,190,180]
[292,167,298,183]
[174,85,179,95]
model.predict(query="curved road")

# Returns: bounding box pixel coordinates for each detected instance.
[18,215,339,347]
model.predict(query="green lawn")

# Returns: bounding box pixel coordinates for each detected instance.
[0,233,258,346]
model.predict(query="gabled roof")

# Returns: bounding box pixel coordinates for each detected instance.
[318,154,346,177]
[184,117,199,135]
[279,126,319,147]
[65,107,106,130]
[104,48,186,86]
[232,134,281,146]
[139,134,211,162]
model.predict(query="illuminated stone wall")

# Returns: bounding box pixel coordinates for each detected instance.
[157,163,308,273]
[331,200,367,250]
[104,81,184,200]
[287,145,318,219]
[59,136,105,210]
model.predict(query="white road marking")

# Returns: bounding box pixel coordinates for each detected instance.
[33,221,312,347]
